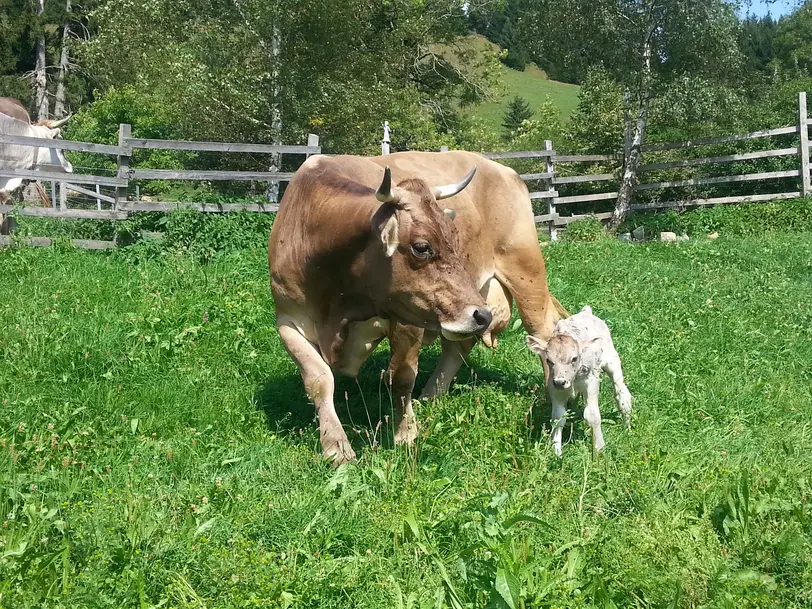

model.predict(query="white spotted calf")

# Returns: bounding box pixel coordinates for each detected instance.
[526,305,632,456]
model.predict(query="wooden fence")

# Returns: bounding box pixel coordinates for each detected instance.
[459,91,811,237]
[0,91,810,247]
[0,125,321,221]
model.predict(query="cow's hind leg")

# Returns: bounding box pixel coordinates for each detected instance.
[419,337,476,399]
[277,320,355,465]
[495,246,566,343]
[387,322,423,445]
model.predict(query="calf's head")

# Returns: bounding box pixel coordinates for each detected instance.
[527,334,600,390]
[366,166,490,340]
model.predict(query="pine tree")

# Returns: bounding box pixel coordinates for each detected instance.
[501,96,533,134]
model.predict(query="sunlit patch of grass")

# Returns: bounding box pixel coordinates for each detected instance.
[1,233,810,607]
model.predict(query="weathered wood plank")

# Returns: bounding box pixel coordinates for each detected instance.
[0,235,117,249]
[528,190,560,200]
[482,150,555,159]
[119,201,279,213]
[519,172,555,181]
[0,133,124,155]
[533,213,555,223]
[124,138,319,155]
[554,212,614,226]
[65,182,116,203]
[639,147,798,172]
[630,191,801,211]
[556,191,618,205]
[555,154,619,163]
[800,92,810,197]
[641,126,799,152]
[128,169,295,181]
[0,205,128,219]
[0,168,126,187]
[636,169,799,191]
[553,173,616,185]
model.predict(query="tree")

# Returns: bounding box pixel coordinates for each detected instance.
[78,0,496,154]
[501,95,533,134]
[523,0,742,228]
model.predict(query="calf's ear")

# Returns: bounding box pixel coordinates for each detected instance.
[371,203,400,258]
[526,335,547,355]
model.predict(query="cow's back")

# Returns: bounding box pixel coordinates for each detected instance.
[0,98,31,123]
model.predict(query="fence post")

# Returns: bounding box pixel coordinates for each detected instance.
[800,92,810,198]
[544,140,559,240]
[307,133,320,158]
[381,121,390,155]
[96,184,102,210]
[440,145,449,152]
[59,181,67,210]
[116,123,132,209]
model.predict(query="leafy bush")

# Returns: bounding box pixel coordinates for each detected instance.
[621,197,812,237]
[560,215,607,242]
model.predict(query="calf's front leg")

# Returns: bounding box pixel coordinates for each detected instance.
[549,389,569,457]
[277,320,355,464]
[583,376,605,455]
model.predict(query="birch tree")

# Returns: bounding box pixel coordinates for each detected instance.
[524,0,741,228]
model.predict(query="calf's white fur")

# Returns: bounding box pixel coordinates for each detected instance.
[527,305,632,456]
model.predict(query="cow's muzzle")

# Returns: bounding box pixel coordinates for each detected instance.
[440,306,492,341]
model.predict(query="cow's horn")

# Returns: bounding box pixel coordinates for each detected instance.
[432,166,477,201]
[48,114,72,128]
[376,166,395,203]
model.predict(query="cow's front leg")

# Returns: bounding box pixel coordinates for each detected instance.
[419,336,476,399]
[277,321,355,464]
[387,322,423,445]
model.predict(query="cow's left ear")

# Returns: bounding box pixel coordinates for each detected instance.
[443,208,456,221]
[371,203,400,258]
[48,128,61,139]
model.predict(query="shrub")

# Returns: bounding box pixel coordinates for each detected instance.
[620,197,812,236]
[560,215,607,242]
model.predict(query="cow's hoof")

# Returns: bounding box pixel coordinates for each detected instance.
[322,438,356,466]
[394,423,418,446]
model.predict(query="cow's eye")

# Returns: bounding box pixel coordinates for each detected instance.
[411,242,433,258]
[571,357,578,364]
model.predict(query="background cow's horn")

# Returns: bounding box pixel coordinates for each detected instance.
[376,166,395,203]
[49,114,72,128]
[432,166,477,201]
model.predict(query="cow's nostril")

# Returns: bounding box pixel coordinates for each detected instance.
[473,307,492,329]
[553,379,566,389]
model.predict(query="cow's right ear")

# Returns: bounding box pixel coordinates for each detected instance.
[526,335,547,355]
[371,203,400,258]
[48,128,61,139]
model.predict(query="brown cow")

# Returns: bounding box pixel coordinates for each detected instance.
[269,150,566,464]
[0,97,31,123]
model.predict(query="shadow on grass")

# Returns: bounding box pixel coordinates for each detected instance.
[253,342,561,457]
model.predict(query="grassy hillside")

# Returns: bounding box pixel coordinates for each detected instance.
[1,232,810,607]
[445,35,581,131]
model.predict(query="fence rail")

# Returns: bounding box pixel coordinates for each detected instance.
[1,91,811,248]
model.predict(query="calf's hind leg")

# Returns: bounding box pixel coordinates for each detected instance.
[602,349,632,429]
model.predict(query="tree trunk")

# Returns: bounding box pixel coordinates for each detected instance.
[266,24,282,204]
[609,36,652,230]
[53,0,72,119]
[34,0,49,121]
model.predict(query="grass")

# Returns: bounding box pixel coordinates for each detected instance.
[441,35,581,130]
[1,232,811,608]
[472,63,581,129]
